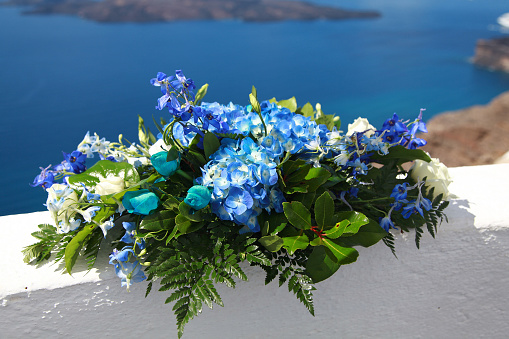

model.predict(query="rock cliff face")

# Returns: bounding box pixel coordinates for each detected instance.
[1,0,381,23]
[421,91,509,167]
[472,37,509,72]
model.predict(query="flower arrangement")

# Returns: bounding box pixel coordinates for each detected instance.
[26,70,451,338]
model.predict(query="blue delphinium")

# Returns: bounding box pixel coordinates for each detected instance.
[120,222,146,249]
[108,246,146,291]
[31,165,55,189]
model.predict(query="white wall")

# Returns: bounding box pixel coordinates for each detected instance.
[1,164,509,339]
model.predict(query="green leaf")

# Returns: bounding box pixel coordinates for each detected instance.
[292,192,316,210]
[285,163,311,183]
[162,195,181,212]
[166,147,180,162]
[283,201,312,230]
[370,145,431,165]
[260,212,288,236]
[322,239,359,265]
[315,114,335,131]
[314,191,334,229]
[64,224,96,274]
[194,83,209,106]
[284,185,309,194]
[178,201,206,222]
[337,211,369,235]
[67,160,139,190]
[258,235,284,252]
[282,234,309,255]
[140,209,177,231]
[297,102,314,118]
[277,97,297,112]
[187,150,207,167]
[203,132,220,160]
[176,214,204,234]
[337,219,387,248]
[324,220,349,239]
[304,167,331,192]
[306,246,341,283]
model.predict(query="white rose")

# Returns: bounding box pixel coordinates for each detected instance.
[94,176,125,196]
[149,139,171,156]
[410,158,453,200]
[346,117,375,137]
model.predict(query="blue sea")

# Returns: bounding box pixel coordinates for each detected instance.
[1,0,508,216]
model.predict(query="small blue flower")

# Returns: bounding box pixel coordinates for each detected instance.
[391,183,409,201]
[109,246,135,265]
[63,150,87,174]
[122,189,160,215]
[31,165,55,189]
[184,185,212,210]
[114,261,146,291]
[379,216,396,232]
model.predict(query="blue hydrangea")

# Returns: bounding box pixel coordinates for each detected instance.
[196,137,286,233]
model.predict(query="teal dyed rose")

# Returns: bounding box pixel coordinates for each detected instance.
[150,151,180,177]
[122,189,159,215]
[184,185,211,210]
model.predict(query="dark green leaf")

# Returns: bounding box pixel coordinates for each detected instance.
[306,246,341,283]
[178,201,206,222]
[337,219,387,248]
[203,132,220,160]
[176,214,204,234]
[283,201,312,230]
[314,191,334,229]
[371,145,431,165]
[140,209,177,231]
[166,147,180,162]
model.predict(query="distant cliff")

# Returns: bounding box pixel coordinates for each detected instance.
[421,91,509,167]
[472,37,509,72]
[1,0,381,23]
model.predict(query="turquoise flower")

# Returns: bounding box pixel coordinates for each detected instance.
[122,189,159,215]
[184,185,211,210]
[150,151,180,177]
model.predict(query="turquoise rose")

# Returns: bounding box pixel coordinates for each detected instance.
[122,189,159,215]
[184,185,212,210]
[150,151,180,177]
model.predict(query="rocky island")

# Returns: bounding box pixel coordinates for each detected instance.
[0,0,381,23]
[472,36,509,72]
[421,90,509,167]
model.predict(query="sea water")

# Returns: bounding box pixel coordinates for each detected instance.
[1,0,508,215]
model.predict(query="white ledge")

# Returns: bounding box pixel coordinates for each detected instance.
[2,164,509,338]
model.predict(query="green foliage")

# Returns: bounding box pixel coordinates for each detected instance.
[145,224,271,338]
[22,224,70,264]
[203,132,220,160]
[67,160,139,191]
[277,97,297,112]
